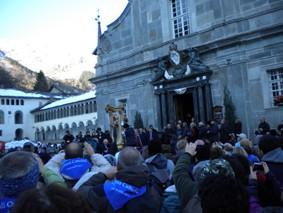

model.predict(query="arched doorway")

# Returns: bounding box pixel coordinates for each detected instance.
[78,121,85,134]
[71,122,78,137]
[41,127,45,141]
[57,123,64,141]
[15,128,23,140]
[52,125,57,140]
[46,126,51,141]
[35,128,40,141]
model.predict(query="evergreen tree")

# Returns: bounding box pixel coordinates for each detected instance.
[0,68,16,88]
[223,86,236,130]
[34,70,49,92]
[134,111,144,129]
[79,71,95,90]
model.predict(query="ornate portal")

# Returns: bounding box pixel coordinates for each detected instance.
[105,104,127,150]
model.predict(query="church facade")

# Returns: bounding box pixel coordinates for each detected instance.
[92,0,283,136]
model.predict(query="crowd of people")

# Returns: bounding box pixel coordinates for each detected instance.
[0,117,283,213]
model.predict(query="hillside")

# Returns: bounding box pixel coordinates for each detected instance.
[0,56,89,93]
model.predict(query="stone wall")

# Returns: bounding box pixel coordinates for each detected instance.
[93,0,283,135]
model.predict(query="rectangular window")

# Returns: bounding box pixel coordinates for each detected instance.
[269,69,283,106]
[11,99,15,105]
[16,99,19,105]
[6,99,10,105]
[118,99,127,116]
[171,0,190,38]
[1,99,4,105]
[0,130,2,136]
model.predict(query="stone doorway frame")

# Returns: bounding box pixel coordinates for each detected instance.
[153,71,213,128]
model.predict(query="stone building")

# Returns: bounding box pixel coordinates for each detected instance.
[0,89,52,141]
[92,0,283,136]
[32,91,97,142]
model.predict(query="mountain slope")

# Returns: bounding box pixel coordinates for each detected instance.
[0,56,85,93]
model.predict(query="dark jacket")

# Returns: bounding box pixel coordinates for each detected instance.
[96,142,117,156]
[78,165,162,213]
[125,128,138,147]
[173,153,198,207]
[63,134,74,143]
[262,148,283,184]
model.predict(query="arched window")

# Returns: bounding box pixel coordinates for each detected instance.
[15,111,23,124]
[0,110,4,124]
[64,108,67,117]
[60,108,64,118]
[89,101,93,112]
[81,104,84,114]
[85,103,89,113]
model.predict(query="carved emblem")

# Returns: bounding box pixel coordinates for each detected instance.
[152,43,210,82]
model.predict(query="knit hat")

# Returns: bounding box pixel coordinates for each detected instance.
[195,159,235,183]
[0,158,39,197]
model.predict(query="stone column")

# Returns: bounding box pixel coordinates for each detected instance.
[205,84,213,121]
[161,92,168,127]
[155,93,163,130]
[167,91,175,125]
[198,86,205,123]
[193,88,199,123]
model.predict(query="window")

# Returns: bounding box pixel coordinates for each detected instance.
[64,108,67,117]
[0,110,4,124]
[118,99,127,115]
[93,102,97,112]
[6,99,10,105]
[20,100,24,105]
[11,99,15,105]
[15,111,23,124]
[269,69,283,106]
[1,99,4,105]
[16,99,19,105]
[85,103,89,113]
[171,0,190,38]
[0,130,2,136]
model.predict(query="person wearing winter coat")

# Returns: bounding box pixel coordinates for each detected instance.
[0,151,66,213]
[44,142,111,190]
[259,135,283,184]
[173,143,257,213]
[78,147,162,212]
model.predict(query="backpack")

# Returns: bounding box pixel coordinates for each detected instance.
[146,154,171,194]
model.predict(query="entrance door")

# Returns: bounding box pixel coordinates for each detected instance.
[174,93,194,123]
[15,128,23,140]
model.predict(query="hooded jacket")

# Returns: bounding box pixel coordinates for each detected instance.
[262,147,283,184]
[78,165,162,213]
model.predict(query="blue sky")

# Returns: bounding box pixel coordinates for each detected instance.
[0,0,128,79]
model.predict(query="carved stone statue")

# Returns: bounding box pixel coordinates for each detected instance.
[187,48,209,72]
[152,44,210,82]
[105,104,126,150]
